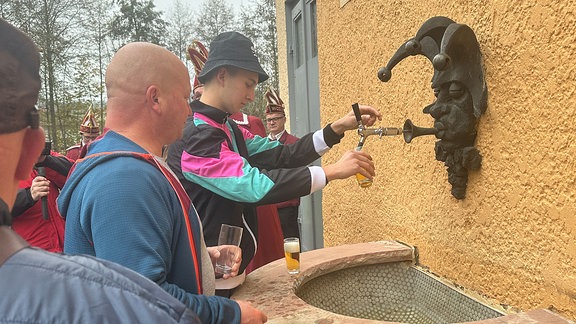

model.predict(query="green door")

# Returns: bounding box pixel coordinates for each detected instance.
[286,0,322,251]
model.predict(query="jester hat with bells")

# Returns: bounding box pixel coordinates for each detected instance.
[264,87,285,115]
[187,40,209,92]
[79,107,100,136]
[378,16,487,119]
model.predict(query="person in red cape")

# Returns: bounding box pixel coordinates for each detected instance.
[11,150,72,252]
[264,87,301,240]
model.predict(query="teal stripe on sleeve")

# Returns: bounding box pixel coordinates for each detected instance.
[182,162,275,203]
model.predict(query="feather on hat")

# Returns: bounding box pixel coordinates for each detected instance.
[187,40,209,91]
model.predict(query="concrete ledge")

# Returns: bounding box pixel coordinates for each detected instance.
[231,241,573,323]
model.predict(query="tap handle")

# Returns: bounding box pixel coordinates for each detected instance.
[351,103,362,124]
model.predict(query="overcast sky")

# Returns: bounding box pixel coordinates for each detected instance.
[153,0,245,15]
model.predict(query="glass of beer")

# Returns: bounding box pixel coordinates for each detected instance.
[283,237,300,274]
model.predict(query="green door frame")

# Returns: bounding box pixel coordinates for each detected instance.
[284,0,323,251]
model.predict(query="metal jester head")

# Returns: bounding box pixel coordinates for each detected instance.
[379,16,488,199]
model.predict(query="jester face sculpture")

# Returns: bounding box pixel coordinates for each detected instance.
[426,81,476,146]
[379,16,487,199]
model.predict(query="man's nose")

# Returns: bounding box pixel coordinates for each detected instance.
[247,89,255,102]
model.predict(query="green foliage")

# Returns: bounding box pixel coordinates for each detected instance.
[1,0,280,150]
[110,0,167,46]
[2,0,93,150]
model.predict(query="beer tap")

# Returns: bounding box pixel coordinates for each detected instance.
[351,103,402,188]
[353,103,403,139]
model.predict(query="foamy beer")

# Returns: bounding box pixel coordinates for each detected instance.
[283,237,300,274]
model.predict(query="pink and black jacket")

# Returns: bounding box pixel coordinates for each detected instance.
[167,100,343,273]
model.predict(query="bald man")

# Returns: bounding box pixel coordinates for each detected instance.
[59,42,267,323]
[0,20,202,323]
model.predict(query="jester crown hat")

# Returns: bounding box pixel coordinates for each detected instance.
[378,16,487,118]
[264,87,284,114]
[186,40,209,91]
[79,107,100,135]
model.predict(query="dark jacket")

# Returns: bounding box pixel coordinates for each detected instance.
[167,100,342,273]
[273,131,301,209]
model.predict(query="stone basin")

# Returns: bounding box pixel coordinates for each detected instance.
[296,261,503,323]
[231,241,573,323]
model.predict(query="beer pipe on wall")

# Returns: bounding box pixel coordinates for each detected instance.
[377,16,488,199]
[351,103,402,188]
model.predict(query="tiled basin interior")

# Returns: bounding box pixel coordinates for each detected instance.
[296,261,504,323]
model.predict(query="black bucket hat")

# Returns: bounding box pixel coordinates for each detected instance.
[197,31,269,84]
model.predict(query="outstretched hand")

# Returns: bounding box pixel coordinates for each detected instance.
[323,149,375,182]
[330,104,382,135]
[237,300,267,323]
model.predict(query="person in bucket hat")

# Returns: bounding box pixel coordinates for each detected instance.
[167,31,381,297]
[189,38,268,137]
[188,39,284,274]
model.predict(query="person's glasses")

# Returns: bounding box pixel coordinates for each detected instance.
[266,116,284,123]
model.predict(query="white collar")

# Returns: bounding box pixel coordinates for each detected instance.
[268,129,285,141]
[231,113,249,125]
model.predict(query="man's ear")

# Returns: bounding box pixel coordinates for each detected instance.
[216,67,228,86]
[146,85,161,113]
[15,128,45,180]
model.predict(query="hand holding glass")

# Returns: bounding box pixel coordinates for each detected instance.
[215,224,243,275]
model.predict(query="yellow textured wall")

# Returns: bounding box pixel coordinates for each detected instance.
[274,0,291,132]
[286,0,575,320]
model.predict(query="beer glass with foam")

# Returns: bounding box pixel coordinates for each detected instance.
[283,237,300,274]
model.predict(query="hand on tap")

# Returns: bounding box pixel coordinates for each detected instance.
[329,104,382,135]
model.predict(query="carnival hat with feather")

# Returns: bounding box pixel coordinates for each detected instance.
[264,87,284,115]
[187,40,209,91]
[79,106,99,135]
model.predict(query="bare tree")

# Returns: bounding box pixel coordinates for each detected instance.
[89,0,114,131]
[193,0,236,44]
[165,0,194,60]
[238,0,279,119]
[3,0,91,150]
